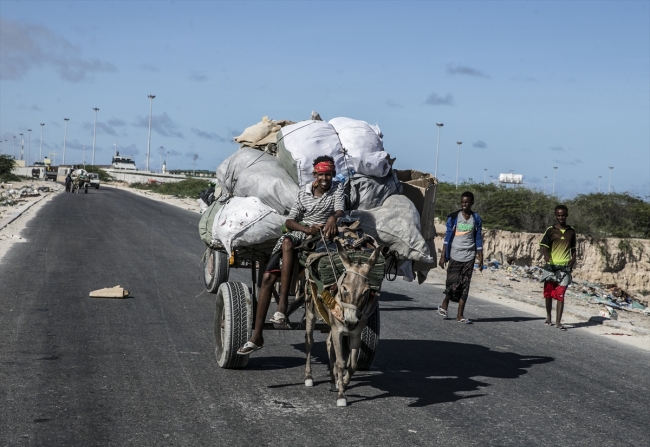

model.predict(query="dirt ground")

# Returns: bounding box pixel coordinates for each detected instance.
[2,181,648,352]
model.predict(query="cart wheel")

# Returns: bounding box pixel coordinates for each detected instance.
[357,306,380,371]
[214,282,252,369]
[203,249,229,293]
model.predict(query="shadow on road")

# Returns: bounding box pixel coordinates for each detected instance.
[282,339,553,407]
[470,316,545,323]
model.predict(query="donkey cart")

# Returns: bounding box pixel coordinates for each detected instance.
[201,234,384,374]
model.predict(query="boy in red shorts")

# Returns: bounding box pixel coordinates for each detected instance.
[539,205,577,330]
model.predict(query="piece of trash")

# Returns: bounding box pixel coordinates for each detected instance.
[89,285,130,298]
[599,305,618,320]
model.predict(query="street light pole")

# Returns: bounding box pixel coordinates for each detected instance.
[159,146,164,173]
[434,123,443,180]
[13,136,16,158]
[598,175,602,193]
[147,95,156,172]
[63,118,69,165]
[27,129,32,165]
[19,133,24,160]
[39,123,45,161]
[607,168,612,193]
[455,141,462,188]
[483,168,487,184]
[552,166,558,195]
[544,176,547,194]
[92,108,99,165]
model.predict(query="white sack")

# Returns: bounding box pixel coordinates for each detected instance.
[216,148,298,215]
[348,151,391,178]
[276,121,345,187]
[212,197,285,253]
[329,117,388,176]
[350,195,433,263]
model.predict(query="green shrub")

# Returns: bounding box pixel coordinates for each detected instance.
[130,177,211,198]
[82,165,115,182]
[0,155,20,182]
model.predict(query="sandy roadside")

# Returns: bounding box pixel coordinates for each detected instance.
[2,181,648,351]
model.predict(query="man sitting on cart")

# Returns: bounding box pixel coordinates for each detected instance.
[237,155,345,355]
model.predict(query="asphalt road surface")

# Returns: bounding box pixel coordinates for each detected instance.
[1,187,648,447]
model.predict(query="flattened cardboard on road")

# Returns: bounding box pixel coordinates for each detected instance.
[89,286,130,298]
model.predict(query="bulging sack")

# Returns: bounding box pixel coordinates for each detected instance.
[350,195,433,263]
[212,197,285,253]
[276,121,346,187]
[329,117,389,177]
[348,170,403,211]
[216,148,298,215]
[198,199,223,247]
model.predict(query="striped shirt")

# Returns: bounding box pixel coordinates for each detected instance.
[288,182,345,225]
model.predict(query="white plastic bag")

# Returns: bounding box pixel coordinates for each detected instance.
[276,120,345,187]
[212,197,285,253]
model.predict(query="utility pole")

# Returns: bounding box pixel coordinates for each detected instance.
[63,118,70,165]
[455,141,462,188]
[598,175,602,193]
[552,166,558,195]
[147,95,156,172]
[39,123,45,161]
[608,166,614,193]
[27,129,32,165]
[92,108,99,165]
[434,123,443,180]
[19,133,23,160]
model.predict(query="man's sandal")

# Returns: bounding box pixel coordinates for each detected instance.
[545,320,553,325]
[269,312,287,325]
[458,318,472,324]
[437,306,448,317]
[237,341,263,355]
[556,324,567,331]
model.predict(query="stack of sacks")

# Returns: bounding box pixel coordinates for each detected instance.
[216,148,298,215]
[212,197,285,253]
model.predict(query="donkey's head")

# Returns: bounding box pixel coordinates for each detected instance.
[335,240,381,330]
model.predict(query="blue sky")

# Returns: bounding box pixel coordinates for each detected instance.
[1,0,648,198]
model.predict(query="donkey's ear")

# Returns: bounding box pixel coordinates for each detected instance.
[336,239,352,269]
[366,247,382,269]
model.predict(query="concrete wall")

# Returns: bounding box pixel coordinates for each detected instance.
[104,169,216,184]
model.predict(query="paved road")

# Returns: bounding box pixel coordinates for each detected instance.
[1,187,648,446]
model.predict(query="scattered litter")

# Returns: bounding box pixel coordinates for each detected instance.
[89,285,130,298]
[599,306,618,320]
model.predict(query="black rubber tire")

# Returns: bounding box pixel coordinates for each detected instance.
[214,282,252,369]
[203,249,229,293]
[357,306,380,371]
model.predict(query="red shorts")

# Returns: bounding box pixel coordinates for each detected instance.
[544,281,567,302]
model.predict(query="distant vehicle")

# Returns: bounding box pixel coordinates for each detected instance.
[45,166,58,181]
[88,173,100,189]
[112,153,136,170]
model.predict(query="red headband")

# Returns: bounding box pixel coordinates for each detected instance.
[314,161,335,174]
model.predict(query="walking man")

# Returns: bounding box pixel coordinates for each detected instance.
[438,191,483,324]
[539,205,577,330]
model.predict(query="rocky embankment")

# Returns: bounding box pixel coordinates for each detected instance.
[478,229,650,295]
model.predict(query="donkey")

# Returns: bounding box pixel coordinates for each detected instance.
[303,240,381,407]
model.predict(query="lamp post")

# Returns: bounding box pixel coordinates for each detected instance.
[27,129,32,165]
[159,146,164,173]
[166,150,170,173]
[39,123,45,161]
[92,108,99,165]
[455,141,462,188]
[63,118,69,165]
[147,95,156,172]
[552,166,558,195]
[13,136,16,158]
[19,133,24,160]
[83,145,86,166]
[544,176,548,194]
[598,175,602,193]
[608,166,614,193]
[483,168,487,184]
[434,123,443,179]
